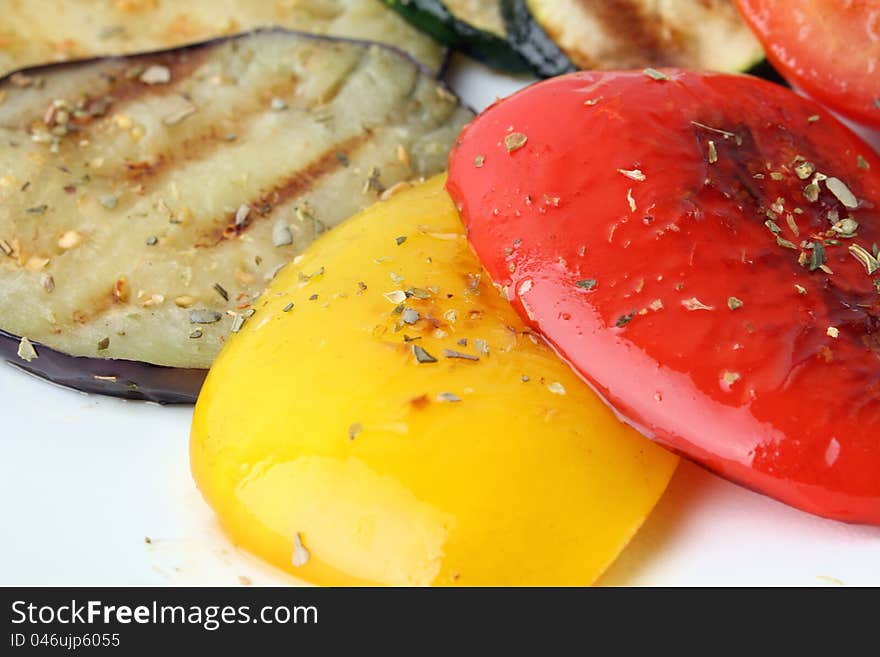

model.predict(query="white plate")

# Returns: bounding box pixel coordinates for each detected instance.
[1,56,879,587]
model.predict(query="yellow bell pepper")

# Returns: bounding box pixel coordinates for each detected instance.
[190,176,677,585]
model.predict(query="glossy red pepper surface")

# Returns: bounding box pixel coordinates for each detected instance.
[736,0,880,128]
[447,70,880,524]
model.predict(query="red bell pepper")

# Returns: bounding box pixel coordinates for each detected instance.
[447,69,880,525]
[736,0,880,129]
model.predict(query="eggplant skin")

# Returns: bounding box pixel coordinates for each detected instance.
[0,0,446,76]
[0,328,203,403]
[0,29,472,402]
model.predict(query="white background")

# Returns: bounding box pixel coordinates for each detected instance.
[1,56,878,587]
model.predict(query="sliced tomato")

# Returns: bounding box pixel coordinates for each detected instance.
[447,69,880,525]
[736,0,880,128]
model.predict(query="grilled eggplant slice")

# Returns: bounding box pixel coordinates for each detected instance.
[0,29,472,402]
[518,0,763,72]
[0,0,445,76]
[381,0,531,73]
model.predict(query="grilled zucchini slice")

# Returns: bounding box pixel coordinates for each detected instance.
[0,0,446,76]
[520,0,764,72]
[500,0,576,78]
[0,29,472,402]
[381,0,531,73]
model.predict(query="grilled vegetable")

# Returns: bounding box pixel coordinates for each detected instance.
[0,29,472,402]
[737,0,880,128]
[380,0,531,73]
[0,0,445,76]
[447,69,880,525]
[516,0,763,72]
[500,0,576,77]
[191,176,678,585]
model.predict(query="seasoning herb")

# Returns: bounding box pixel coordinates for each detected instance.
[727,296,744,311]
[616,311,635,326]
[58,230,83,250]
[547,382,567,395]
[336,152,350,167]
[437,392,461,403]
[213,283,229,301]
[576,279,597,290]
[234,204,250,227]
[291,533,310,568]
[383,290,407,305]
[617,168,646,182]
[770,172,785,181]
[690,121,742,145]
[97,337,110,350]
[308,294,318,301]
[189,329,203,339]
[777,236,799,250]
[272,222,293,247]
[405,287,431,299]
[474,339,490,357]
[282,302,294,312]
[189,309,222,324]
[145,235,158,246]
[402,308,420,325]
[720,371,740,387]
[858,155,870,170]
[681,298,713,311]
[794,161,815,180]
[412,344,437,363]
[139,65,171,85]
[831,218,859,238]
[40,273,54,293]
[395,236,407,246]
[270,97,288,111]
[764,219,782,235]
[99,194,118,209]
[643,68,669,81]
[26,204,48,214]
[474,155,485,167]
[849,243,880,274]
[584,97,601,106]
[824,177,858,208]
[504,132,528,153]
[17,337,38,362]
[348,423,363,440]
[230,314,246,333]
[807,114,820,123]
[809,242,827,271]
[795,284,807,295]
[363,167,384,194]
[804,182,821,203]
[444,349,479,361]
